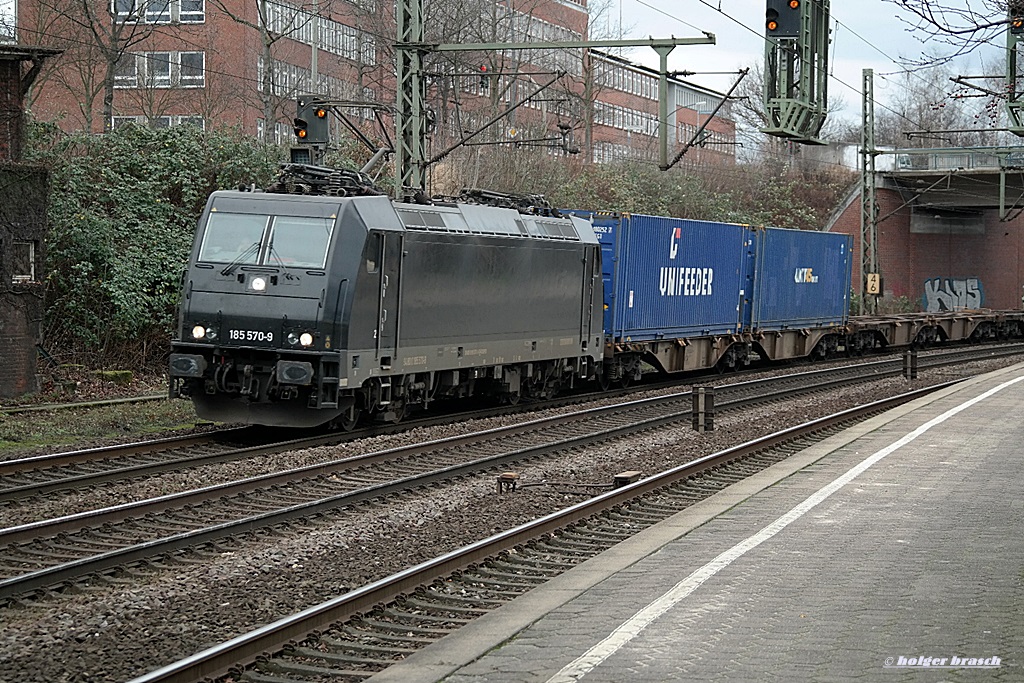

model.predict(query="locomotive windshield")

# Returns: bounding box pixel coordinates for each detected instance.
[198,212,335,269]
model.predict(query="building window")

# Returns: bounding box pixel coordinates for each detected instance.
[179,52,205,87]
[177,116,205,129]
[111,0,205,23]
[12,241,36,284]
[114,53,138,87]
[112,0,140,19]
[146,0,170,23]
[144,52,171,87]
[179,0,204,22]
[111,115,205,129]
[116,51,205,88]
[262,1,376,66]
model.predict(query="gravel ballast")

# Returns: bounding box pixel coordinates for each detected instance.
[0,359,1019,682]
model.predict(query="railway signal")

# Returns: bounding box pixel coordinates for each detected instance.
[766,0,801,38]
[293,96,329,145]
[1012,16,1024,35]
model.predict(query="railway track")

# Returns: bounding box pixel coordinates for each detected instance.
[1,346,1013,605]
[127,381,957,683]
[3,343,1020,504]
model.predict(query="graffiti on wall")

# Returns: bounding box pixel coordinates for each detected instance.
[922,277,983,313]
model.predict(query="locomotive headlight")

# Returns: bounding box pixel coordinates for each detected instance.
[205,327,217,340]
[287,332,299,345]
[250,276,267,292]
[192,325,207,340]
[299,332,314,347]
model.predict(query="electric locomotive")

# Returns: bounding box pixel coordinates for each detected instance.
[169,168,603,428]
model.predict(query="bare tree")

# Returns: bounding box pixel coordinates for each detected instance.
[206,0,356,138]
[867,61,994,147]
[20,0,166,131]
[729,59,853,168]
[0,0,16,42]
[882,0,1014,68]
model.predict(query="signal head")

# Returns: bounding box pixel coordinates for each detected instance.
[765,0,800,38]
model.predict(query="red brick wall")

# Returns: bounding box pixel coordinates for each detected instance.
[830,188,1024,311]
[0,304,38,398]
[0,60,22,161]
[0,164,49,398]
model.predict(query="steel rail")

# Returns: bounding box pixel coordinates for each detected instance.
[0,394,166,415]
[0,379,676,501]
[126,381,960,683]
[5,343,1019,502]
[0,351,942,546]
[0,354,971,601]
[1,347,1016,599]
[0,380,748,597]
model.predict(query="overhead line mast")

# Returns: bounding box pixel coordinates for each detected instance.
[762,0,830,144]
[392,0,715,200]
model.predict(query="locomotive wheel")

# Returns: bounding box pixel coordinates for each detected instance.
[336,407,361,432]
[388,399,406,423]
[505,391,521,406]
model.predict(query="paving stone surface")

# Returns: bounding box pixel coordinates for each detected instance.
[370,366,1024,683]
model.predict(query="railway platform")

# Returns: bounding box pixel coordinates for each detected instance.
[367,362,1024,682]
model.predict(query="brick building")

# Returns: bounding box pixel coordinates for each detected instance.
[827,175,1024,312]
[15,0,735,167]
[0,45,58,398]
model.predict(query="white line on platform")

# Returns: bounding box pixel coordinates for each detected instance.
[545,375,1024,683]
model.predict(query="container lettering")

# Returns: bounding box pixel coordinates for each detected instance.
[659,267,714,297]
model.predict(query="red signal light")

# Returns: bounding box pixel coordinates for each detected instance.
[788,0,799,7]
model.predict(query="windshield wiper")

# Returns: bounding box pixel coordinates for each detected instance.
[267,244,287,267]
[220,242,261,276]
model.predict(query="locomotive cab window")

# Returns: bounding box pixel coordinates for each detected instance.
[265,217,334,268]
[199,213,267,264]
[199,212,333,268]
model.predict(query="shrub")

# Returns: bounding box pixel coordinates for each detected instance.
[26,122,282,367]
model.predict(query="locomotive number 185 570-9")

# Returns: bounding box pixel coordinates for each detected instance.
[229,330,274,342]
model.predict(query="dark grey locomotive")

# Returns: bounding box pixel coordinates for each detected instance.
[169,190,603,428]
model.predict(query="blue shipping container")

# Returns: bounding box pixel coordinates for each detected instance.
[570,211,756,342]
[751,227,852,330]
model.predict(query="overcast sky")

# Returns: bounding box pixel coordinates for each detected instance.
[606,0,1004,126]
[0,0,15,42]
